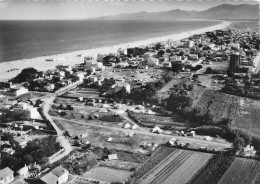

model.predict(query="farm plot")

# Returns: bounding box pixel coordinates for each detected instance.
[208,92,240,121]
[136,149,213,184]
[131,147,176,181]
[129,112,187,128]
[84,166,132,183]
[233,98,260,135]
[195,89,240,121]
[218,158,260,184]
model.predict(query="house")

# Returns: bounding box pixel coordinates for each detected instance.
[2,148,15,155]
[147,58,159,67]
[162,62,172,68]
[73,71,84,81]
[13,135,32,148]
[84,58,105,71]
[12,104,39,119]
[9,85,28,97]
[0,167,14,184]
[108,154,118,161]
[17,164,29,177]
[189,54,199,60]
[132,124,138,130]
[111,82,131,93]
[40,166,68,184]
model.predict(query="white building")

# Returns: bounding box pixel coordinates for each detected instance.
[9,85,28,97]
[147,58,159,67]
[12,104,39,119]
[0,167,14,184]
[84,57,105,71]
[112,82,131,93]
[40,166,69,184]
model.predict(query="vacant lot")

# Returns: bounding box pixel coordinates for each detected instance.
[218,158,260,184]
[135,148,213,184]
[60,88,102,99]
[100,68,164,84]
[129,112,188,129]
[84,166,132,183]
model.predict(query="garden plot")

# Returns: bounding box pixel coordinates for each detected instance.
[84,166,132,183]
[218,158,260,184]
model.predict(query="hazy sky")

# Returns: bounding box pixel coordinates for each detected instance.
[0,0,258,20]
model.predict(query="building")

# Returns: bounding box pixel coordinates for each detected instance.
[0,167,14,184]
[2,148,15,155]
[13,135,32,148]
[40,166,68,184]
[229,53,241,70]
[9,85,28,97]
[108,154,118,161]
[12,104,39,119]
[186,40,194,48]
[147,58,159,67]
[111,82,131,93]
[84,57,105,71]
[162,62,172,68]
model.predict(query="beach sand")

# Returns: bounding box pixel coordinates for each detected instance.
[0,20,232,82]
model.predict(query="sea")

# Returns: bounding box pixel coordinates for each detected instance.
[0,19,221,62]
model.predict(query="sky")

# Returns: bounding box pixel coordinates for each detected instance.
[0,0,258,20]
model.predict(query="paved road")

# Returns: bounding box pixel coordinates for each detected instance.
[42,97,73,164]
[52,116,232,150]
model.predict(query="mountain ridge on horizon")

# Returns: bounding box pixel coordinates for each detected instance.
[98,4,259,20]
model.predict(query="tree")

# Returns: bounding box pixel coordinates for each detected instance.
[167,92,193,112]
[23,153,34,165]
[10,67,38,83]
[233,135,245,152]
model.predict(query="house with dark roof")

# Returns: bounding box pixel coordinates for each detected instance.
[40,166,68,184]
[0,167,14,184]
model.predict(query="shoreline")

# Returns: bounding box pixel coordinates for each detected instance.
[0,20,232,82]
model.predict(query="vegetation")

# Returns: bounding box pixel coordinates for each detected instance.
[99,115,124,123]
[10,67,39,83]
[167,92,193,112]
[187,153,235,184]
[0,135,61,171]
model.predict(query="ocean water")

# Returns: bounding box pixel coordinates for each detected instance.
[0,19,220,62]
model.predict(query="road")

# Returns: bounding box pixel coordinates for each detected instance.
[39,82,82,163]
[42,97,73,163]
[52,116,232,150]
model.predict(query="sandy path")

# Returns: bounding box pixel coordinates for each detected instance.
[0,20,231,82]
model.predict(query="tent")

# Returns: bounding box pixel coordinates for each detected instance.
[99,108,108,113]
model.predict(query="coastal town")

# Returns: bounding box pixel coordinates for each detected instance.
[1,22,260,184]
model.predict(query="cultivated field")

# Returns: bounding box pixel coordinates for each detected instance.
[135,149,213,184]
[233,98,260,135]
[84,166,132,183]
[218,157,260,184]
[195,89,240,121]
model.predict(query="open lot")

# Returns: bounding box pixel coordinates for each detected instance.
[98,68,165,84]
[218,157,260,184]
[84,166,132,183]
[53,117,232,152]
[60,87,102,99]
[134,148,213,184]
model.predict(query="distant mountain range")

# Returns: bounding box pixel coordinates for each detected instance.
[99,4,259,20]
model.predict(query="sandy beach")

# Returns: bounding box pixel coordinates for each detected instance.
[0,20,231,82]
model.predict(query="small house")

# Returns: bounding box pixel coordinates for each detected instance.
[13,135,32,148]
[2,148,15,155]
[132,124,138,130]
[108,154,118,161]
[0,167,14,184]
[40,166,68,184]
